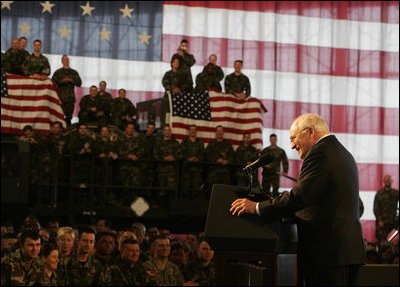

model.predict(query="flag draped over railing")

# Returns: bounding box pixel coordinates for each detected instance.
[169,91,267,150]
[1,74,66,134]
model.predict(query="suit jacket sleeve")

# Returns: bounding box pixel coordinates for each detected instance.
[259,144,329,221]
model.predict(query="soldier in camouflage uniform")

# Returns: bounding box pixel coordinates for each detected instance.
[3,38,26,75]
[205,126,234,190]
[180,125,205,198]
[373,174,399,245]
[171,39,196,88]
[138,122,157,187]
[64,228,102,286]
[111,88,137,130]
[118,123,142,194]
[39,243,65,286]
[97,81,113,124]
[195,54,224,92]
[235,132,259,188]
[99,239,149,286]
[92,126,119,159]
[184,239,216,286]
[143,236,185,286]
[224,60,251,99]
[1,230,44,286]
[79,85,109,127]
[23,39,51,79]
[161,57,193,126]
[19,36,30,58]
[260,134,289,198]
[52,55,82,126]
[154,125,182,190]
[65,123,94,187]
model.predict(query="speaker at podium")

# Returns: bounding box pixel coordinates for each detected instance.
[205,184,279,285]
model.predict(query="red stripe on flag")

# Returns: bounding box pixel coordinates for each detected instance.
[1,103,65,119]
[261,99,399,136]
[162,34,399,80]
[6,95,61,106]
[164,1,399,24]
[7,84,59,92]
[172,122,262,134]
[1,127,51,135]
[361,220,377,243]
[172,133,263,146]
[211,117,263,124]
[211,107,265,114]
[1,115,57,124]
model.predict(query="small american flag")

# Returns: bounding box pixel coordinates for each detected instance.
[169,91,266,150]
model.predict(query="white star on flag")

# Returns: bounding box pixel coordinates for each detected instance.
[80,1,95,16]
[119,3,134,18]
[40,1,55,14]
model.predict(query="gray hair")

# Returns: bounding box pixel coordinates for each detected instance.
[291,114,329,133]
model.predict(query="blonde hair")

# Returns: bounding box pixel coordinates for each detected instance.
[291,114,329,133]
[57,226,76,241]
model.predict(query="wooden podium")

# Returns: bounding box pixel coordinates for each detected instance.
[205,184,278,285]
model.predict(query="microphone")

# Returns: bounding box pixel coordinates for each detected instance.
[243,154,273,172]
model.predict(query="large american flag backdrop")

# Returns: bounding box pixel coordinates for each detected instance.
[1,1,399,242]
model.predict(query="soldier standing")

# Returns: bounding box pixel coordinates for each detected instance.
[138,122,157,187]
[205,126,234,190]
[23,39,51,79]
[180,125,205,198]
[52,55,82,126]
[154,125,182,190]
[118,123,142,192]
[224,60,251,99]
[195,54,224,92]
[260,133,289,198]
[111,89,137,130]
[97,81,113,124]
[3,38,26,75]
[171,39,196,87]
[235,132,259,187]
[18,36,30,58]
[373,174,399,245]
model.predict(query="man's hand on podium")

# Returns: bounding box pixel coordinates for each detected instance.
[230,198,257,216]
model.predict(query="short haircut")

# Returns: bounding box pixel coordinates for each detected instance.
[154,235,169,243]
[216,125,224,130]
[96,231,117,242]
[19,36,27,41]
[291,114,330,134]
[99,80,106,85]
[20,230,40,245]
[57,226,76,241]
[234,60,243,65]
[121,239,139,247]
[90,85,97,90]
[41,242,58,257]
[22,125,33,132]
[118,88,126,93]
[78,227,96,239]
[147,122,156,127]
[52,121,63,128]
[180,39,188,44]
[76,123,88,130]
[243,132,250,136]
[33,39,42,44]
[270,133,277,138]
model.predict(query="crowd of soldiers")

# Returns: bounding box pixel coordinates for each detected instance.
[1,216,215,286]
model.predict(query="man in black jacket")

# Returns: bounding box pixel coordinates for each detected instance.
[230,113,366,285]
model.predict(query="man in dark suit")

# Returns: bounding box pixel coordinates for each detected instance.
[230,113,366,286]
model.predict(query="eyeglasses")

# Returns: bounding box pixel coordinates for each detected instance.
[290,128,309,143]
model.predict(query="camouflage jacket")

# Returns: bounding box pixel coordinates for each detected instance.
[224,72,251,97]
[98,256,149,286]
[3,48,26,75]
[184,258,216,286]
[180,137,205,161]
[205,140,234,163]
[1,249,44,286]
[119,132,143,158]
[23,53,51,76]
[373,188,399,224]
[154,138,182,161]
[52,67,82,101]
[162,70,193,92]
[97,91,113,114]
[171,52,196,86]
[195,63,224,92]
[111,98,136,119]
[63,253,102,286]
[65,132,94,155]
[260,145,289,175]
[235,144,259,165]
[143,258,184,286]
